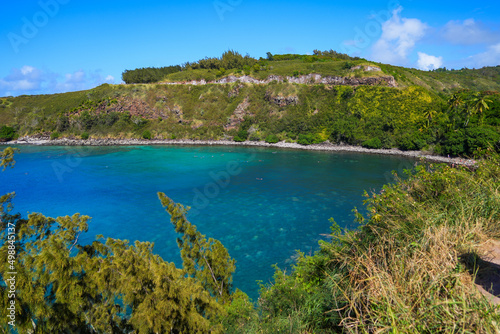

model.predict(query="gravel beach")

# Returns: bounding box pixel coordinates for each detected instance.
[1,136,477,167]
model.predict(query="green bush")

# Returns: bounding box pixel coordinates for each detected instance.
[397,132,428,151]
[99,112,120,127]
[78,110,95,130]
[441,130,465,156]
[56,115,70,132]
[297,134,324,145]
[50,132,60,140]
[248,132,262,141]
[233,136,246,142]
[465,126,500,154]
[265,134,280,144]
[119,111,131,123]
[142,130,152,140]
[298,134,313,145]
[216,67,226,77]
[81,132,90,140]
[361,137,382,149]
[234,129,248,142]
[0,126,15,141]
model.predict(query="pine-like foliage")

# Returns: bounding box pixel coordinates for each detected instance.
[158,192,236,302]
[0,148,224,333]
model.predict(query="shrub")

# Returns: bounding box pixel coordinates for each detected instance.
[50,132,60,140]
[397,132,428,151]
[380,136,395,149]
[79,110,95,130]
[142,130,152,140]
[342,61,353,70]
[234,129,248,142]
[0,126,15,141]
[298,134,313,145]
[100,112,120,127]
[56,115,70,132]
[265,134,279,144]
[465,126,500,154]
[298,133,325,145]
[119,111,131,123]
[81,132,90,140]
[216,68,226,77]
[233,135,246,142]
[132,117,148,128]
[248,131,262,142]
[361,137,382,149]
[441,130,465,156]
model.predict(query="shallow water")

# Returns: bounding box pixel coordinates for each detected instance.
[0,145,415,300]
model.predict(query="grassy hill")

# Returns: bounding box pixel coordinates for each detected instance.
[1,51,500,157]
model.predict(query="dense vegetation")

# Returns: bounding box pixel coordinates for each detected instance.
[2,146,500,332]
[1,81,499,157]
[251,151,500,333]
[121,50,362,84]
[1,50,500,158]
[122,65,182,84]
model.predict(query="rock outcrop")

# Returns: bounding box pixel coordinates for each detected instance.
[225,98,252,130]
[265,92,299,107]
[163,73,397,88]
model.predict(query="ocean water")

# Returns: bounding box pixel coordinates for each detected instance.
[0,145,415,300]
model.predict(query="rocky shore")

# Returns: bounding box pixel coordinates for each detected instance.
[1,136,477,166]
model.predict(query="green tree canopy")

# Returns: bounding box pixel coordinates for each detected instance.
[158,192,236,302]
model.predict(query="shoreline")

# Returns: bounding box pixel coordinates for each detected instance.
[1,136,476,166]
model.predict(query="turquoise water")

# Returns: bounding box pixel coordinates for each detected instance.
[0,145,414,300]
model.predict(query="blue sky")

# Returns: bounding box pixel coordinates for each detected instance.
[1,0,499,96]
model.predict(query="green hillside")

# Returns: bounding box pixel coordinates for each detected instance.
[1,50,500,157]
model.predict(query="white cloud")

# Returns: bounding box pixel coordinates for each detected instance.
[0,66,45,93]
[468,43,500,68]
[65,70,86,84]
[442,19,499,45]
[417,52,443,71]
[20,65,35,75]
[0,67,116,97]
[371,7,428,65]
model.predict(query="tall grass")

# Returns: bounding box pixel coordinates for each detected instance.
[255,154,500,333]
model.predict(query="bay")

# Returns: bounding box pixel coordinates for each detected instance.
[0,145,414,300]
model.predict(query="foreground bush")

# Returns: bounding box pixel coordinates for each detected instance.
[0,148,237,333]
